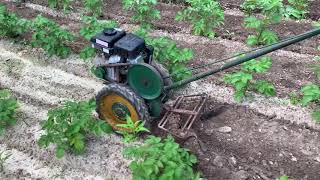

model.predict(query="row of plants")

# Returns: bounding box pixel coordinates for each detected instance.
[289,22,320,123]
[46,0,103,16]
[38,101,200,178]
[0,88,200,179]
[124,0,309,42]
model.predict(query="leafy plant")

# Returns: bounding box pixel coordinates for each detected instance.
[134,27,193,81]
[175,0,224,38]
[300,84,320,106]
[83,0,103,17]
[124,135,200,180]
[30,15,74,58]
[0,151,11,172]
[38,100,112,158]
[0,90,19,135]
[122,0,161,29]
[0,3,30,38]
[48,0,73,10]
[223,56,275,101]
[241,0,284,46]
[116,116,150,143]
[284,0,308,19]
[279,175,294,180]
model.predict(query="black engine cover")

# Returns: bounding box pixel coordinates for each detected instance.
[114,33,146,59]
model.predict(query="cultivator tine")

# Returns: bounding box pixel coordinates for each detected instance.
[158,94,207,135]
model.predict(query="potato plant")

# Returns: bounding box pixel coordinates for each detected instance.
[48,0,73,10]
[124,135,200,180]
[116,116,150,143]
[175,0,224,38]
[30,15,74,58]
[38,100,112,158]
[284,0,308,19]
[224,56,275,102]
[0,90,19,135]
[83,0,103,17]
[241,0,284,46]
[0,3,29,38]
[122,0,161,29]
[134,27,193,81]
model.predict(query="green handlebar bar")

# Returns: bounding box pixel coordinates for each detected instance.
[164,28,320,91]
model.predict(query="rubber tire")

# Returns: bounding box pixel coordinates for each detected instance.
[152,61,173,102]
[152,61,173,87]
[96,83,151,130]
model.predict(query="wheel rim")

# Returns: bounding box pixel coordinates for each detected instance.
[99,92,139,130]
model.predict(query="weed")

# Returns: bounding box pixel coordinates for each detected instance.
[124,135,200,180]
[0,90,19,135]
[176,0,224,38]
[38,100,113,158]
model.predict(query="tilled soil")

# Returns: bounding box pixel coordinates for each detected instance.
[1,1,320,180]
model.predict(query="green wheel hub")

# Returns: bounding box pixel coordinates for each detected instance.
[128,63,163,100]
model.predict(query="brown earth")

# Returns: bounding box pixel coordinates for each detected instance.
[1,1,320,180]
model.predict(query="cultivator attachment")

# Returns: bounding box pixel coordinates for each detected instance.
[158,94,207,136]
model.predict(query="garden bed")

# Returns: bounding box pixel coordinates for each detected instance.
[1,0,320,179]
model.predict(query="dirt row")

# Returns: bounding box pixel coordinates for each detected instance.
[2,40,320,179]
[3,0,320,56]
[102,0,320,55]
[0,41,131,179]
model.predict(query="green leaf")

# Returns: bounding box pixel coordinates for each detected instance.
[254,80,276,96]
[55,146,66,159]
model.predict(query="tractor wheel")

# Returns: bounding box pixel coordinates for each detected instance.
[96,83,151,132]
[152,61,173,87]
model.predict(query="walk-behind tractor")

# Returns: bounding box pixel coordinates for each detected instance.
[91,27,320,134]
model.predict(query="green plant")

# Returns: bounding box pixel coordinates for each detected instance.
[241,0,284,46]
[124,135,200,180]
[122,0,161,29]
[175,0,224,38]
[38,100,112,158]
[83,0,103,17]
[284,0,308,19]
[0,3,30,38]
[134,27,193,81]
[79,16,118,60]
[0,151,11,172]
[48,0,73,10]
[116,116,150,143]
[0,90,19,135]
[279,175,294,180]
[30,15,74,58]
[289,92,300,105]
[223,56,275,101]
